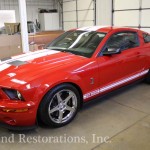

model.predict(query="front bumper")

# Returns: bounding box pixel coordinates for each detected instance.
[0,121,37,131]
[0,99,37,130]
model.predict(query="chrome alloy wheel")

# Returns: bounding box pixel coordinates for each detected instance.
[48,89,78,124]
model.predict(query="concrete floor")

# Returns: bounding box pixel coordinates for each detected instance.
[0,82,150,150]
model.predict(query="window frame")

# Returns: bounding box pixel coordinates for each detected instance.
[98,31,140,57]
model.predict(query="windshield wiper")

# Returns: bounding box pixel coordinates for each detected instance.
[48,47,76,55]
[60,49,76,55]
[47,47,65,51]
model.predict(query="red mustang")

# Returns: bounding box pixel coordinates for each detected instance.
[0,26,150,130]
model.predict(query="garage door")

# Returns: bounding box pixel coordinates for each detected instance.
[112,0,150,33]
[62,0,95,31]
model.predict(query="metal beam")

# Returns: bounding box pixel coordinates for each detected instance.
[18,0,29,53]
[113,8,150,12]
[112,0,114,26]
[76,0,78,28]
[94,0,96,25]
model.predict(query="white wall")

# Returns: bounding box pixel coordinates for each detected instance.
[113,0,150,32]
[62,0,95,31]
[0,10,16,28]
[0,0,55,23]
[96,0,112,26]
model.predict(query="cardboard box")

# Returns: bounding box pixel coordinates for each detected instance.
[0,34,22,59]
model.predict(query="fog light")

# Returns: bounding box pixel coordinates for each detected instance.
[2,108,28,113]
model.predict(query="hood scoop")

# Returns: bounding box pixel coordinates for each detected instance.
[8,60,28,66]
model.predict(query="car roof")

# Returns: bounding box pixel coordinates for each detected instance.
[76,26,140,33]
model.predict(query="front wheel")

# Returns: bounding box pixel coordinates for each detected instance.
[38,84,81,127]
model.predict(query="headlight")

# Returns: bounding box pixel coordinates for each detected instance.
[2,88,24,101]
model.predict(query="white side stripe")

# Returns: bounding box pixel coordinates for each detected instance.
[83,69,149,99]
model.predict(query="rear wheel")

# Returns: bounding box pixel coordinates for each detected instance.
[145,70,150,84]
[38,84,81,127]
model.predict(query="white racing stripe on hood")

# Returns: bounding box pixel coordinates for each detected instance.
[11,49,50,59]
[77,26,107,31]
[0,49,60,65]
[15,49,60,61]
[0,63,11,72]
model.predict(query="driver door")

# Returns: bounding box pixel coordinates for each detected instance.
[97,31,146,91]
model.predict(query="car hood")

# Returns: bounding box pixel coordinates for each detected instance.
[0,49,85,87]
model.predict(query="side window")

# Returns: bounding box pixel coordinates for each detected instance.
[143,33,150,43]
[106,32,139,51]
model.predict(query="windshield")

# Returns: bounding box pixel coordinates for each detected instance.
[47,30,106,58]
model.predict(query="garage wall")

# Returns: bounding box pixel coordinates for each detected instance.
[62,0,95,31]
[0,0,55,23]
[96,0,112,26]
[113,0,150,33]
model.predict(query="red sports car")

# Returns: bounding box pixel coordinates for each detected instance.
[0,26,150,130]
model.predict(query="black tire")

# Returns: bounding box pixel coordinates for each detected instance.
[37,83,81,128]
[145,70,150,84]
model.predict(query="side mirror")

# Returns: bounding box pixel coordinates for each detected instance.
[103,48,121,56]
